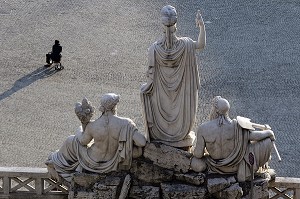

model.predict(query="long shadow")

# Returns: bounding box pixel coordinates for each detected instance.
[0,66,59,101]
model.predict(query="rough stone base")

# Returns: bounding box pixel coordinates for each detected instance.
[129,186,160,199]
[143,142,192,173]
[66,143,272,199]
[161,183,206,198]
[67,168,270,199]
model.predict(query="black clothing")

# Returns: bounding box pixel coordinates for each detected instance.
[52,44,62,55]
[51,44,62,62]
[46,43,62,64]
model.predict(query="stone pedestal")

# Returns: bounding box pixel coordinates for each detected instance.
[143,142,192,173]
[67,142,272,199]
[129,186,160,199]
[161,183,206,198]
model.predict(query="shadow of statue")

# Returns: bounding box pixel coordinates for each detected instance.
[0,66,59,101]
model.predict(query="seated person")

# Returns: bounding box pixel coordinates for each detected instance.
[46,93,146,182]
[46,40,62,65]
[192,96,275,182]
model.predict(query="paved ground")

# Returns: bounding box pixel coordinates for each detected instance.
[0,0,299,178]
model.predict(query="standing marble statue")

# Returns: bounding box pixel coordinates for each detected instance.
[192,96,275,182]
[46,93,146,182]
[141,5,206,145]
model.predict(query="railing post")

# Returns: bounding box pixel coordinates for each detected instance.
[35,178,44,195]
[3,177,10,195]
[294,188,300,199]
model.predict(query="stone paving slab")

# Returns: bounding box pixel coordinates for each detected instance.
[0,0,299,178]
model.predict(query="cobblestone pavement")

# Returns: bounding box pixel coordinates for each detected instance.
[0,1,299,177]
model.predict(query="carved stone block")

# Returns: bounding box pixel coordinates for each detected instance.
[69,173,123,199]
[207,177,235,194]
[213,183,243,199]
[93,183,119,199]
[247,178,269,199]
[174,172,205,185]
[161,183,206,199]
[69,191,97,199]
[130,159,173,184]
[129,185,160,199]
[72,172,103,188]
[143,142,192,173]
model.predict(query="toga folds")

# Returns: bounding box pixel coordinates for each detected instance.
[206,120,273,182]
[141,37,200,142]
[47,120,135,182]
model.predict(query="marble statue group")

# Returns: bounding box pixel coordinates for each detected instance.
[46,5,278,196]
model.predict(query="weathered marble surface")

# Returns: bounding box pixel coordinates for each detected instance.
[143,142,192,173]
[193,96,275,182]
[141,5,206,146]
[44,5,278,198]
[46,93,146,182]
[67,151,271,199]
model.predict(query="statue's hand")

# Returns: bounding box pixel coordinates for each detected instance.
[75,98,95,130]
[267,130,276,141]
[195,10,204,28]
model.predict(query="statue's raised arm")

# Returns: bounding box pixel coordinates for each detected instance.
[74,97,95,131]
[46,93,146,183]
[141,5,204,148]
[195,10,206,50]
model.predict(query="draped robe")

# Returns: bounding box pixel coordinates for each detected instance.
[141,37,200,142]
[47,119,135,181]
[206,120,273,181]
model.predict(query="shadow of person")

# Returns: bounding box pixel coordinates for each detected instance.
[0,66,59,101]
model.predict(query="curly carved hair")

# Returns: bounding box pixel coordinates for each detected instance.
[99,93,120,114]
[209,96,230,121]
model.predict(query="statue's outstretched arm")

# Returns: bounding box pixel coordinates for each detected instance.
[249,129,275,142]
[74,98,95,146]
[195,10,206,51]
[75,98,95,131]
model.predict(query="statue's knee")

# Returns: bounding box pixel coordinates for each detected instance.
[191,157,207,172]
[64,135,75,145]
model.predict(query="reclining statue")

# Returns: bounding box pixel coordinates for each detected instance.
[192,96,275,182]
[141,5,206,147]
[46,93,146,182]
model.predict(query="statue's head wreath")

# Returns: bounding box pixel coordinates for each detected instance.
[161,5,177,27]
[99,93,120,113]
[161,5,178,50]
[209,96,231,125]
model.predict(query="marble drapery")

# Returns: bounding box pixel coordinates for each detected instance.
[141,37,200,142]
[47,119,135,182]
[206,120,273,182]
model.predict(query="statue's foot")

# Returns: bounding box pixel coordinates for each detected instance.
[267,168,276,180]
[255,168,276,181]
[155,131,196,150]
[45,153,61,182]
[190,157,207,172]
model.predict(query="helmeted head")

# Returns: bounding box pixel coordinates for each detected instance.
[55,40,60,45]
[161,5,177,27]
[99,93,120,114]
[209,96,231,123]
